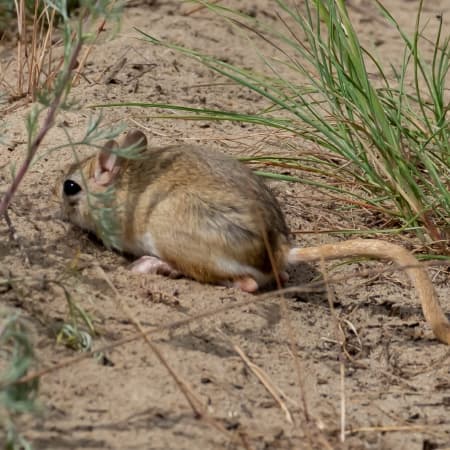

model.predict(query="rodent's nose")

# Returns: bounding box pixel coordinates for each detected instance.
[63,179,82,196]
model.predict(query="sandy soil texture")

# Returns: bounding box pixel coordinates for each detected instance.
[1,1,450,449]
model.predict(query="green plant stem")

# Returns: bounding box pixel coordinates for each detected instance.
[0,39,83,218]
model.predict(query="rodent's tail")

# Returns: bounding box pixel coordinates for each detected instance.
[288,239,450,345]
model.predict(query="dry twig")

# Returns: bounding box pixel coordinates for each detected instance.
[95,265,254,450]
[217,328,295,424]
[319,258,346,443]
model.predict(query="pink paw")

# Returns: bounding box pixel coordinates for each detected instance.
[280,271,289,283]
[232,276,259,293]
[229,271,288,293]
[129,256,181,278]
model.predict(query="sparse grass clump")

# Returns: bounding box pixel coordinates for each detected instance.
[124,0,449,253]
[0,310,38,450]
[0,0,75,99]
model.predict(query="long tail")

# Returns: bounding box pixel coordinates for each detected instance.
[288,239,450,345]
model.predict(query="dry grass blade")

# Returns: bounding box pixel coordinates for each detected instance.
[13,0,59,100]
[183,0,223,16]
[14,0,26,96]
[259,224,313,438]
[95,265,255,450]
[217,328,295,425]
[73,19,107,85]
[95,265,203,416]
[319,258,346,443]
[346,424,450,434]
[339,360,345,443]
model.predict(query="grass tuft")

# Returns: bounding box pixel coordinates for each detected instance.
[107,0,449,252]
[0,310,39,450]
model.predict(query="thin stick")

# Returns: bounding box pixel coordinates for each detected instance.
[260,224,334,448]
[95,266,253,450]
[96,265,203,417]
[346,424,448,434]
[218,328,295,424]
[14,0,26,95]
[73,19,107,85]
[260,224,310,425]
[319,258,346,443]
[34,6,56,99]
[339,361,346,442]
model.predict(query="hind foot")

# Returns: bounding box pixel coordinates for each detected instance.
[129,256,181,278]
[224,270,289,293]
[232,276,259,293]
[230,271,288,293]
[280,271,289,283]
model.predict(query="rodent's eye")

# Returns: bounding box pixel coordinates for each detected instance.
[63,179,82,196]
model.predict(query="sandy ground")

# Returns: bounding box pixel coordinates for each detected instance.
[1,1,450,449]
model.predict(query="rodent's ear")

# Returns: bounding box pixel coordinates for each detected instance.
[94,139,123,186]
[121,129,148,153]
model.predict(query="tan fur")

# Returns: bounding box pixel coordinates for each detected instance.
[56,129,450,345]
[57,130,289,285]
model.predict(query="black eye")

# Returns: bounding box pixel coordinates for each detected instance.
[63,179,82,196]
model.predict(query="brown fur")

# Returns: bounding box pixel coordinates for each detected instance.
[57,131,290,285]
[56,129,450,345]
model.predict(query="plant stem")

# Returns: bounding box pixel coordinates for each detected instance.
[0,39,83,218]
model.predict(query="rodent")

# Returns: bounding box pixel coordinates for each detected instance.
[56,129,450,345]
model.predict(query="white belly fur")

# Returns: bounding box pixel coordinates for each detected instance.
[125,232,161,257]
